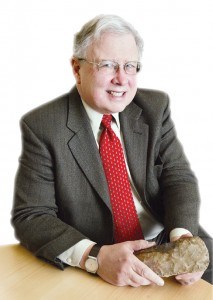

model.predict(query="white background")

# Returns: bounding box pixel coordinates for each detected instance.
[0,0,213,245]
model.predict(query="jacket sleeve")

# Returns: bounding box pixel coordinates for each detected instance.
[12,119,86,269]
[158,95,201,235]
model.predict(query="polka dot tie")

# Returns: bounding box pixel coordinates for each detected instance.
[99,114,144,243]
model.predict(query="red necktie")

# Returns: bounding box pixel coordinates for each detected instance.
[99,114,143,243]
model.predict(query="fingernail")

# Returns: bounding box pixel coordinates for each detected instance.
[158,279,164,286]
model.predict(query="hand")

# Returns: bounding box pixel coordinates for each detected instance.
[97,240,164,287]
[175,271,204,285]
[171,233,204,285]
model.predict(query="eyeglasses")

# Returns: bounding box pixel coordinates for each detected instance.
[78,58,141,75]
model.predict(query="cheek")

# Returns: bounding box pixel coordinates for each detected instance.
[93,74,109,88]
[132,81,138,94]
[84,73,106,91]
[81,77,106,106]
[130,76,138,88]
[127,78,137,96]
[89,77,109,99]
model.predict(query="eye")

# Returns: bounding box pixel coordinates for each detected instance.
[99,61,116,69]
[125,62,137,70]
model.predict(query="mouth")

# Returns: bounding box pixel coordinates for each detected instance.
[107,90,126,97]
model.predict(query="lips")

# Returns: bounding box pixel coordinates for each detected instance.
[107,91,126,97]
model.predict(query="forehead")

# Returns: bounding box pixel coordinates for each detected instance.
[86,32,139,61]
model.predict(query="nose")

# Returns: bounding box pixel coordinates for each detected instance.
[111,66,128,86]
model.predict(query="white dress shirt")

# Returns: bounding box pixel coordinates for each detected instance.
[58,100,190,267]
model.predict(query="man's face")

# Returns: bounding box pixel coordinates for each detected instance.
[72,33,139,114]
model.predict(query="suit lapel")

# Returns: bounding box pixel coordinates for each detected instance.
[66,88,111,210]
[120,100,149,199]
[66,87,149,210]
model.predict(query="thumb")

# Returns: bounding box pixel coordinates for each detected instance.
[128,239,156,252]
[170,233,193,242]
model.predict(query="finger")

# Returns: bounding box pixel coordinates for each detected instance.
[128,271,153,287]
[133,259,164,286]
[171,233,193,242]
[129,240,156,252]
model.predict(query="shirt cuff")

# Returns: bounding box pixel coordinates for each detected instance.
[170,228,192,241]
[57,239,96,268]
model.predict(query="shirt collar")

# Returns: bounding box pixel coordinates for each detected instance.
[81,99,120,137]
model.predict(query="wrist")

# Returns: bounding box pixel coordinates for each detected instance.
[80,243,96,269]
[81,244,101,274]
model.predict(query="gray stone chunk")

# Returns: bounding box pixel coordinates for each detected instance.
[135,236,209,277]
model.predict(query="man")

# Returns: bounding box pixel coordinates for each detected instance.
[12,14,212,286]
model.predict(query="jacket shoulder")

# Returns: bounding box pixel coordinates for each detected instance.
[133,89,170,123]
[136,88,169,106]
[133,88,170,117]
[19,93,71,144]
[22,92,69,125]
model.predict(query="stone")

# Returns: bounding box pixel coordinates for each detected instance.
[135,236,209,277]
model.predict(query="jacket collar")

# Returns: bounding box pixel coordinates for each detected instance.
[66,87,149,210]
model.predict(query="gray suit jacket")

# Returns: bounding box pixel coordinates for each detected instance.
[12,87,200,269]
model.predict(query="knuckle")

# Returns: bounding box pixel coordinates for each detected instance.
[115,279,124,286]
[139,267,148,278]
[112,272,124,286]
[113,270,127,286]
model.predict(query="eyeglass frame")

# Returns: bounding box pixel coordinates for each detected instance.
[77,58,141,75]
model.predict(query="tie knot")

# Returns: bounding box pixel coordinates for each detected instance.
[101,114,112,129]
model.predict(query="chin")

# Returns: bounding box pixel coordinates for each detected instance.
[105,103,129,114]
[114,99,132,112]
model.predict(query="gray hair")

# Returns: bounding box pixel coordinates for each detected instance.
[73,14,143,59]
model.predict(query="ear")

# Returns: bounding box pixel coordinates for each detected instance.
[71,57,81,84]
